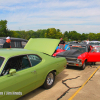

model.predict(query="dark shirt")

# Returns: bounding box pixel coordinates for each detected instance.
[3,42,10,48]
[59,40,65,44]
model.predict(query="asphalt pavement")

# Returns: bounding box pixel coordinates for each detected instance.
[17,63,100,100]
[72,66,100,100]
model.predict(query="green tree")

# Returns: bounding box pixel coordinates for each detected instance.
[16,31,28,39]
[56,29,60,32]
[67,31,81,41]
[88,33,96,41]
[96,33,100,41]
[35,29,46,38]
[0,20,9,37]
[36,29,46,38]
[26,30,35,39]
[10,30,19,37]
[81,33,87,40]
[45,28,62,39]
[63,31,69,41]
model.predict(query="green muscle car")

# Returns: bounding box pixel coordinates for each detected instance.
[0,38,67,100]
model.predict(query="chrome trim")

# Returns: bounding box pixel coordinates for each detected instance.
[67,62,82,67]
[66,58,82,67]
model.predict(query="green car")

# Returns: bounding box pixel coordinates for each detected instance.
[0,38,67,100]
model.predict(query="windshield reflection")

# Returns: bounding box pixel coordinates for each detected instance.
[71,46,87,53]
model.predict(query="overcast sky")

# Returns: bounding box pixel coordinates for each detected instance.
[0,0,100,34]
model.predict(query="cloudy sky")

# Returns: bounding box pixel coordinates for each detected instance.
[0,0,100,33]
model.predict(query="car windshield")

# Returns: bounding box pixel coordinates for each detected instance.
[71,46,87,53]
[89,42,100,45]
[0,57,4,68]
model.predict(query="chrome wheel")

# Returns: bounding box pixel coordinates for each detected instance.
[47,73,54,85]
[43,71,55,89]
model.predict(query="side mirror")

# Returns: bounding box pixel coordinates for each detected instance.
[9,69,16,75]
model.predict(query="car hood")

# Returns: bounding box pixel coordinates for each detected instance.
[24,38,60,56]
[56,49,83,58]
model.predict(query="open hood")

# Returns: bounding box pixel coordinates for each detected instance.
[24,38,60,56]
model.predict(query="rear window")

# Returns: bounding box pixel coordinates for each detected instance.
[22,41,27,48]
[14,41,22,48]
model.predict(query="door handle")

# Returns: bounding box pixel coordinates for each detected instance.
[31,70,36,73]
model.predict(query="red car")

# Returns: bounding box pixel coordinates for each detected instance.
[89,41,100,52]
[53,43,100,70]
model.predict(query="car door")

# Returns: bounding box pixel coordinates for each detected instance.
[0,55,37,100]
[87,47,100,62]
[27,54,43,87]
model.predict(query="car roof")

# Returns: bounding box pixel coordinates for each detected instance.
[0,37,28,42]
[0,48,41,58]
[69,43,90,47]
[89,41,100,43]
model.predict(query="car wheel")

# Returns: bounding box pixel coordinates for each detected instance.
[43,71,55,89]
[91,62,96,65]
[81,61,86,70]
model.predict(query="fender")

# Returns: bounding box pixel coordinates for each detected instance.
[77,52,88,65]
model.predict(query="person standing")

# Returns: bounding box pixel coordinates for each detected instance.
[59,38,65,50]
[87,39,89,44]
[59,38,65,45]
[3,36,11,48]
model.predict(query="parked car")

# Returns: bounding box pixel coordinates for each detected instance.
[89,41,100,52]
[0,38,66,100]
[55,43,100,70]
[0,37,28,48]
[69,41,79,44]
[80,40,89,44]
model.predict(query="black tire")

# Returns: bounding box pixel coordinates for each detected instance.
[91,62,96,65]
[81,61,86,70]
[43,71,55,89]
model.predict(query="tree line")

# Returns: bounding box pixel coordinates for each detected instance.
[0,20,100,41]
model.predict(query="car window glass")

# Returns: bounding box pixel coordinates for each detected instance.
[10,41,15,48]
[2,55,31,76]
[22,56,31,69]
[71,46,87,53]
[22,41,27,48]
[28,55,42,66]
[0,38,27,48]
[88,46,91,52]
[91,48,95,52]
[89,42,100,45]
[14,41,22,47]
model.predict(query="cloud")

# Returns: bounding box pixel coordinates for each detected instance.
[0,0,100,33]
